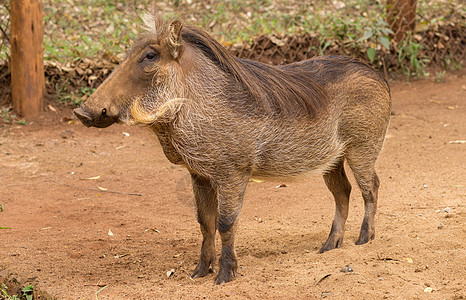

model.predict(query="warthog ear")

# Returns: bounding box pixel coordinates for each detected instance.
[168,20,183,60]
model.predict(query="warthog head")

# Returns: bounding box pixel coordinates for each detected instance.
[74,13,184,128]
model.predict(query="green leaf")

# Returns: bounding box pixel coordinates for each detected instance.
[380,36,390,49]
[367,47,376,63]
[322,40,331,51]
[381,27,395,35]
[0,227,12,229]
[22,285,34,300]
[319,41,332,55]
[22,285,34,293]
[357,30,373,42]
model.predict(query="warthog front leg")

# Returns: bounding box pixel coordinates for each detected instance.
[191,173,218,278]
[214,173,249,284]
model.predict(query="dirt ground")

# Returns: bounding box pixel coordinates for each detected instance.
[0,73,465,299]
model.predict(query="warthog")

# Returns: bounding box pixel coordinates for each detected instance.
[74,12,391,284]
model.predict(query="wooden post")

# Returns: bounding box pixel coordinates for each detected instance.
[10,0,44,117]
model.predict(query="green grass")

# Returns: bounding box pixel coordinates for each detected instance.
[397,32,429,78]
[42,0,150,62]
[1,283,33,300]
[1,107,26,125]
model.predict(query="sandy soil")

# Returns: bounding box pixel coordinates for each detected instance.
[0,74,465,299]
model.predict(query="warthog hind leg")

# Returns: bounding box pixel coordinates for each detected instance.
[355,173,379,245]
[347,153,380,246]
[319,160,352,253]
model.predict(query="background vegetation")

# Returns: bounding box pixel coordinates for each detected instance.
[0,0,464,107]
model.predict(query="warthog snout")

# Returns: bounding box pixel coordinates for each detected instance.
[74,106,117,128]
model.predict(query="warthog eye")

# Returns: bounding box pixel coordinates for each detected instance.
[102,108,107,115]
[139,47,159,64]
[144,50,159,62]
[145,52,156,60]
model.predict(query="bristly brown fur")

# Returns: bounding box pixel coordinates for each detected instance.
[76,11,392,285]
[181,25,328,118]
[290,55,390,92]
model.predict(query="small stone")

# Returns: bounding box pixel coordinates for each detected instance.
[443,207,451,213]
[321,291,332,298]
[340,265,353,273]
[275,184,287,188]
[424,287,433,293]
[166,269,175,278]
[437,223,444,229]
[404,257,413,264]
